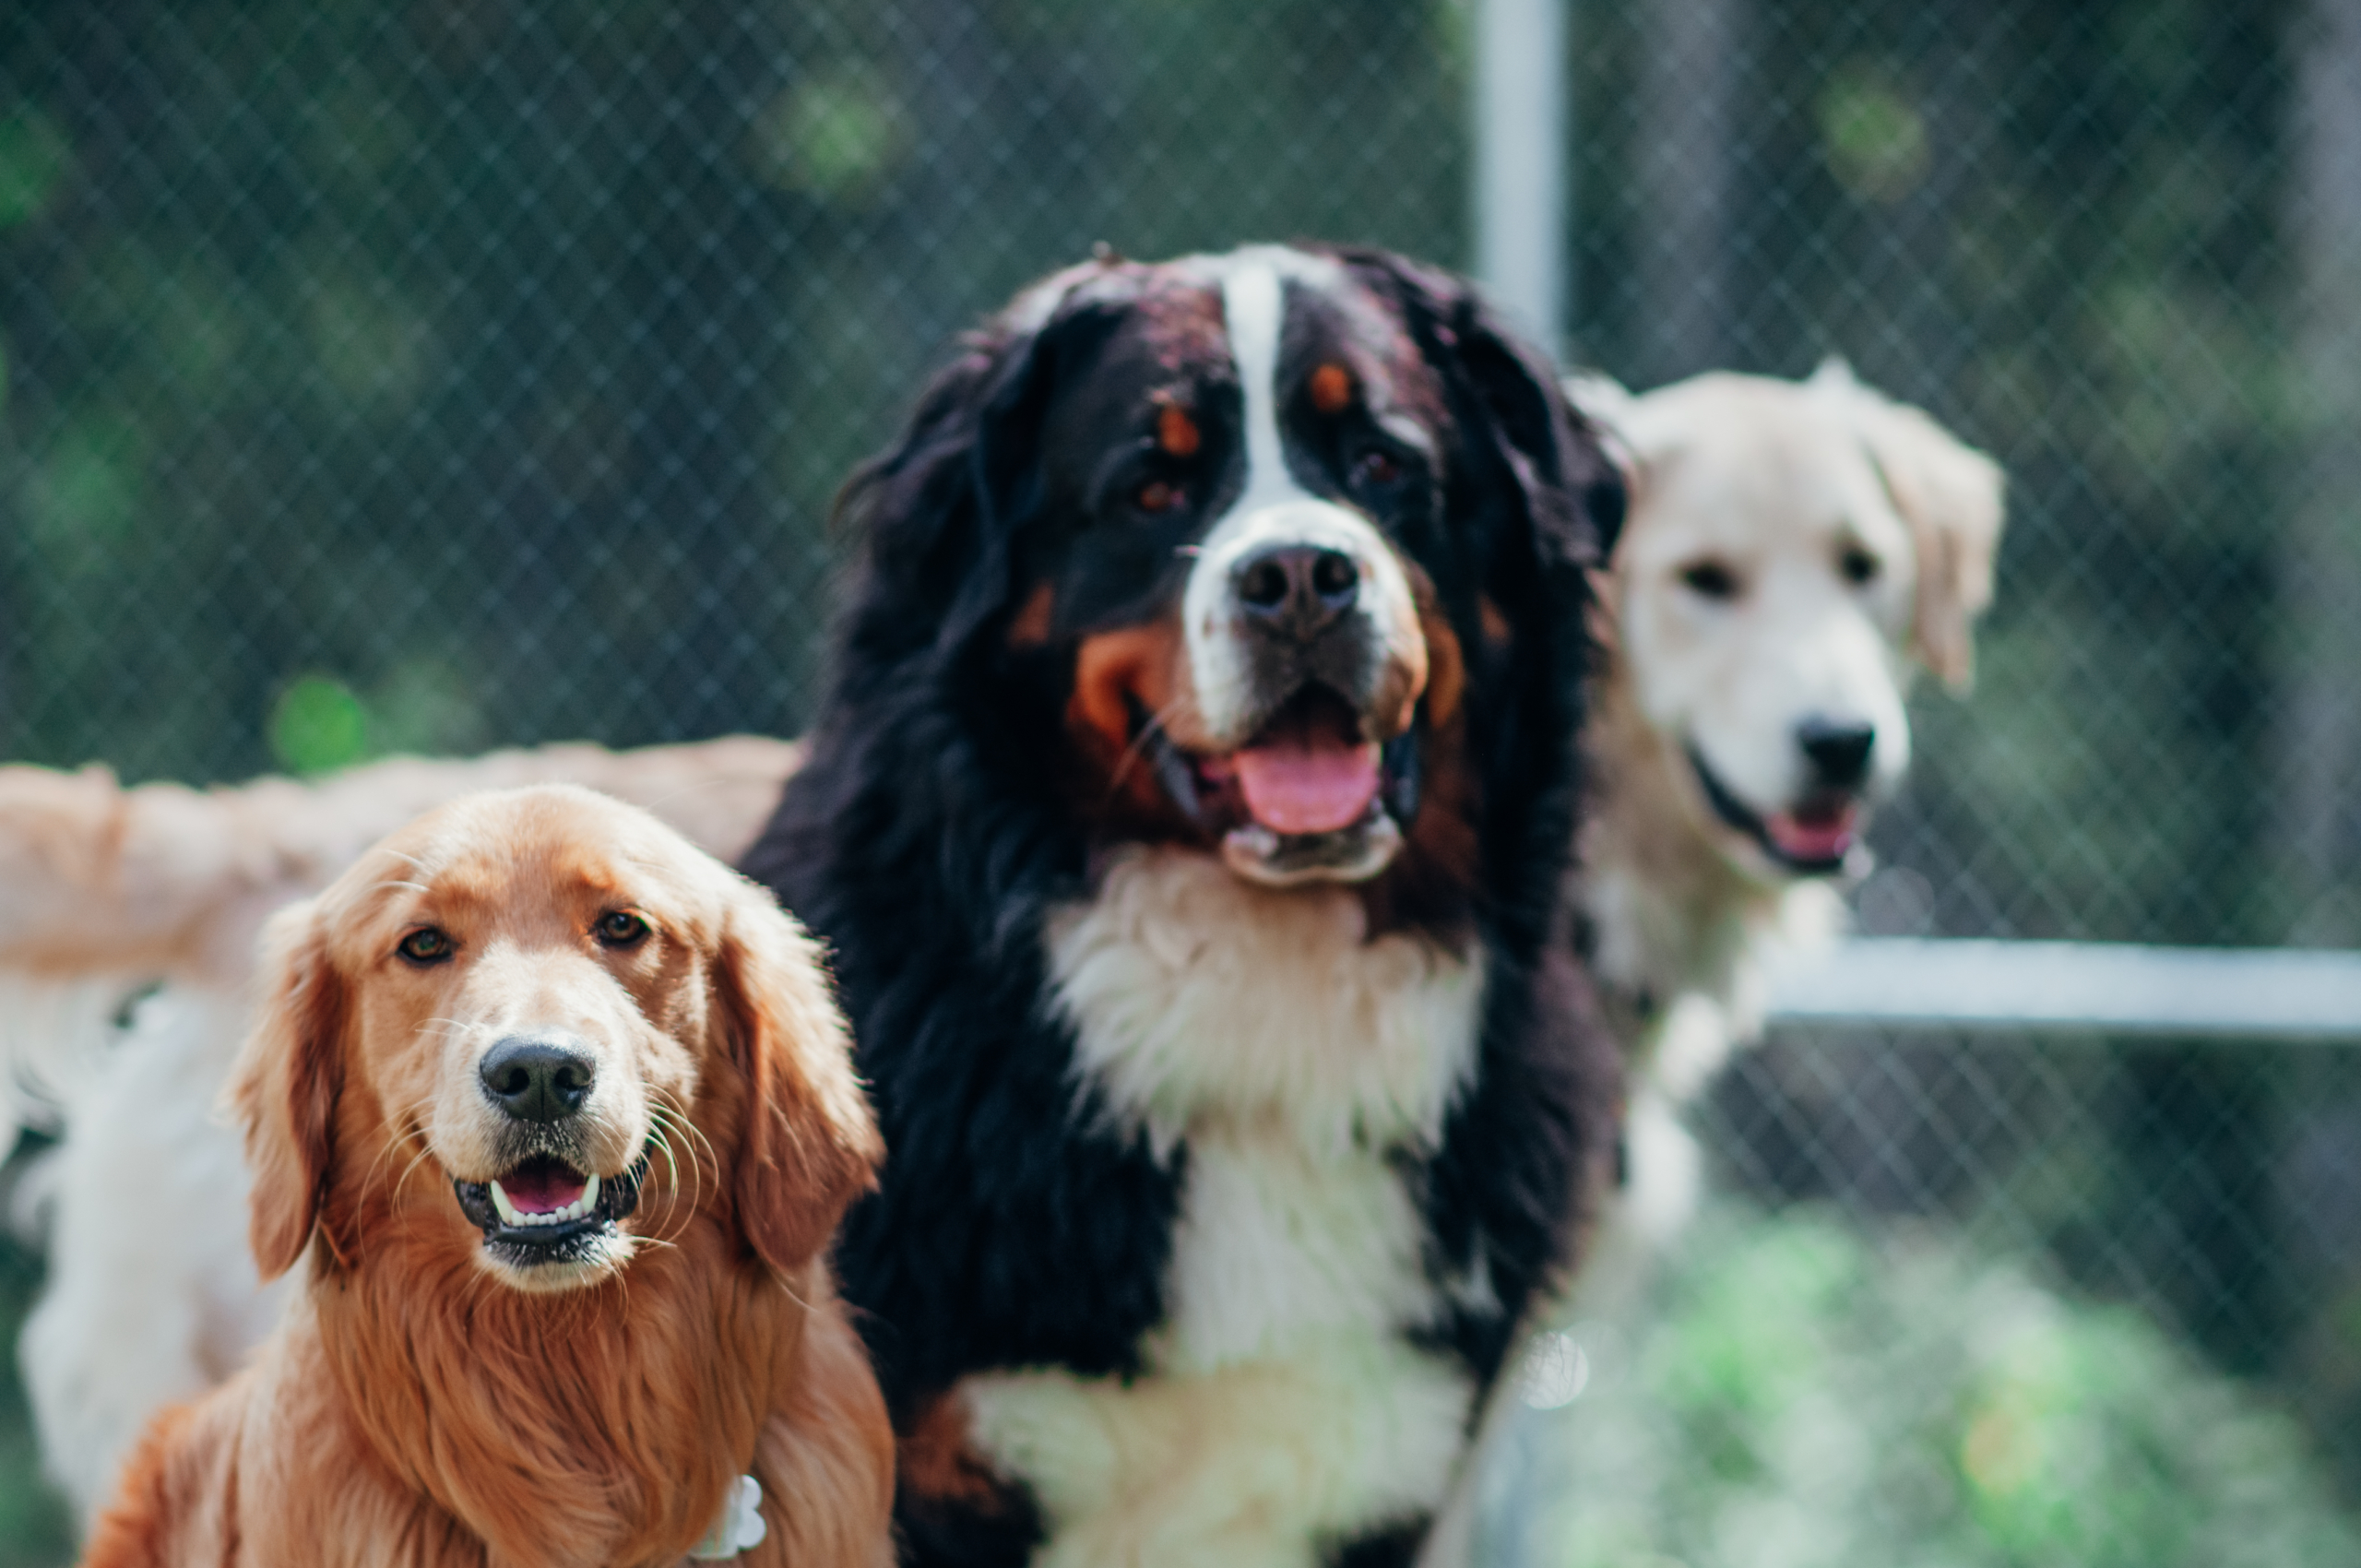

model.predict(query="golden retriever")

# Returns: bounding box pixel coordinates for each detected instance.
[77,784,889,1568]
[0,737,801,1518]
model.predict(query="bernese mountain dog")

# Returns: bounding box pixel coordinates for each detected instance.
[742,243,1626,1568]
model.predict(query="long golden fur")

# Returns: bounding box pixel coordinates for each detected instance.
[1,738,804,1519]
[78,784,891,1568]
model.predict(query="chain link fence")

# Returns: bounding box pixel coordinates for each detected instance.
[2,1,2357,1563]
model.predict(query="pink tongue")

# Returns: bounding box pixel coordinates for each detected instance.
[1234,738,1382,836]
[504,1158,587,1215]
[1765,807,1857,861]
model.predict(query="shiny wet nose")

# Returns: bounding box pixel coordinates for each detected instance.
[1796,718,1877,789]
[478,1037,596,1123]
[1234,543,1360,641]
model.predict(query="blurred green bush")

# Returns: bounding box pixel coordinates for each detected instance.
[1527,1206,2361,1568]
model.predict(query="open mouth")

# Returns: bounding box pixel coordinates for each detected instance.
[453,1151,649,1268]
[1133,685,1420,885]
[1686,744,1862,876]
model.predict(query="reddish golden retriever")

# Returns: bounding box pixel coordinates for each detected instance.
[80,784,893,1568]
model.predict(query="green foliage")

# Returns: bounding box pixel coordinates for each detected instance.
[0,108,68,232]
[750,66,911,206]
[1814,62,1928,205]
[1533,1209,2361,1568]
[268,673,372,774]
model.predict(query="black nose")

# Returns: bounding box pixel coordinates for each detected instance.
[1796,718,1877,789]
[1234,544,1359,641]
[477,1037,596,1123]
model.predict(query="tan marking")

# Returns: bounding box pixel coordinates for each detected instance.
[1419,606,1467,731]
[900,1391,1011,1511]
[1362,563,1437,743]
[1067,619,1198,819]
[1072,623,1190,760]
[1008,583,1056,647]
[1477,597,1512,646]
[1310,362,1353,414]
[1157,404,1201,458]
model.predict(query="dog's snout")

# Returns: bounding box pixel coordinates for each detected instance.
[1796,718,1877,789]
[1234,543,1360,640]
[478,1037,597,1123]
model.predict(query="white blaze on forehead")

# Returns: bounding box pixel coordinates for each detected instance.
[1219,259,1305,512]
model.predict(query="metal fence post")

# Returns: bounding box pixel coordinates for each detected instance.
[1472,0,1568,359]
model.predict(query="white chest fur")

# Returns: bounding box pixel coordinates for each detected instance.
[960,849,1485,1568]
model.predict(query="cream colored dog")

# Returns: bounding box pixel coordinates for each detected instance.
[1576,359,2004,1235]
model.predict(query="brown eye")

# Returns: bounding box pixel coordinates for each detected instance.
[1351,448,1400,488]
[1137,480,1180,514]
[397,927,454,966]
[1679,559,1741,601]
[595,910,651,948]
[1839,545,1880,586]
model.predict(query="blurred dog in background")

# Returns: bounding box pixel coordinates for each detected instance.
[1571,360,2004,1241]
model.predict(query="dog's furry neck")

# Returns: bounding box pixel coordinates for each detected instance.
[306,1200,804,1568]
[1577,654,1827,1057]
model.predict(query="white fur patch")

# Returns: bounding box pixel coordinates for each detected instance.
[980,847,1485,1568]
[1046,847,1482,1157]
[1222,261,1297,515]
[22,983,296,1523]
[1158,1125,1438,1371]
[965,1337,1472,1568]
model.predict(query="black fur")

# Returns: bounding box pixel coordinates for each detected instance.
[1323,1515,1434,1568]
[742,245,1625,1568]
[743,296,1187,1410]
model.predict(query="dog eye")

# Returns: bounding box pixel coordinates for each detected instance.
[1679,559,1741,601]
[1136,480,1181,514]
[595,910,651,948]
[1350,448,1400,489]
[1839,545,1880,586]
[397,927,455,966]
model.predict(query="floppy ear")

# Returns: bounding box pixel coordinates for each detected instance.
[1345,249,1626,571]
[711,878,882,1274]
[1816,359,2006,691]
[836,264,1135,664]
[224,897,346,1280]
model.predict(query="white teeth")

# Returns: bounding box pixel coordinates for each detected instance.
[490,1170,601,1229]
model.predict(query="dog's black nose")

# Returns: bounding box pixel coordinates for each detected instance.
[1235,544,1359,640]
[478,1038,596,1123]
[1797,718,1877,789]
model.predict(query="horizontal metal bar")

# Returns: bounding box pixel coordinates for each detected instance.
[1762,938,2361,1040]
